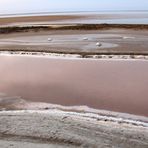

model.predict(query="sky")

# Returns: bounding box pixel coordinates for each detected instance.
[0,0,148,14]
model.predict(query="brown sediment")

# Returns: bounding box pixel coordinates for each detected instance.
[0,55,148,117]
[0,24,148,34]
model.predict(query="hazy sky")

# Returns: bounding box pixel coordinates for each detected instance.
[0,0,148,14]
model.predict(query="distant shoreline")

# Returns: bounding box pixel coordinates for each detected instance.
[0,11,148,26]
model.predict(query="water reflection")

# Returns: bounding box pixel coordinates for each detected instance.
[0,55,148,116]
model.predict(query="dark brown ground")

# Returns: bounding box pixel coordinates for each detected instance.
[0,12,148,26]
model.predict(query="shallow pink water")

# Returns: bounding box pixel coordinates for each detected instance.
[0,55,148,116]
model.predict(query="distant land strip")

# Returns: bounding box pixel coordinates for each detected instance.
[1,24,148,34]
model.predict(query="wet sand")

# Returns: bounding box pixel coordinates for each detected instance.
[0,55,148,116]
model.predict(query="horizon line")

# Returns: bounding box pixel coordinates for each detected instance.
[0,9,148,16]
